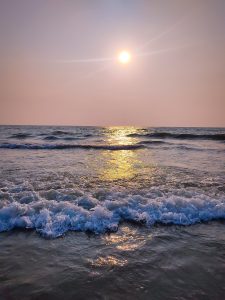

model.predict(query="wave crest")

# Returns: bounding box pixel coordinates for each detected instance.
[0,189,224,238]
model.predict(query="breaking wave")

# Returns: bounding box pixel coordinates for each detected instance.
[0,188,224,238]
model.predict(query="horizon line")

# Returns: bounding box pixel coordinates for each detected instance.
[0,123,224,128]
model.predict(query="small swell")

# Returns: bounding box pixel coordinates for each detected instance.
[43,136,83,141]
[138,140,166,145]
[0,143,145,151]
[129,132,225,141]
[43,136,59,141]
[9,133,32,139]
[51,130,72,136]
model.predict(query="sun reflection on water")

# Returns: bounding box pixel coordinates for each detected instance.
[89,227,152,268]
[90,256,128,267]
[101,150,139,180]
[105,126,138,146]
[100,127,142,181]
[104,226,152,252]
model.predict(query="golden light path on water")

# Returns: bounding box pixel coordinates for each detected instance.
[90,227,153,267]
[90,128,155,267]
[100,127,141,181]
[104,226,152,252]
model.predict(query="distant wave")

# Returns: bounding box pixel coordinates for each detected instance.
[0,189,224,238]
[9,133,32,139]
[39,130,95,141]
[45,130,93,137]
[43,135,82,141]
[174,145,225,152]
[0,143,145,151]
[50,130,72,135]
[129,132,225,141]
[140,142,225,152]
[1,142,224,152]
[136,139,224,152]
[138,140,166,145]
[43,135,59,141]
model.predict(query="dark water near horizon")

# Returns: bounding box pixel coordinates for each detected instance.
[0,126,225,299]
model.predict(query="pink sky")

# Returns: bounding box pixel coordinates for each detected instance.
[0,0,225,126]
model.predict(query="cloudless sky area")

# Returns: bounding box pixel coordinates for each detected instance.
[0,0,225,126]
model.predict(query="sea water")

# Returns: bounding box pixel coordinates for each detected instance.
[0,126,224,299]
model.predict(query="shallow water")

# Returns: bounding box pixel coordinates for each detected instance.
[0,126,225,299]
[1,223,225,299]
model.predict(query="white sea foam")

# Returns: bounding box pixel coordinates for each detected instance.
[0,188,224,238]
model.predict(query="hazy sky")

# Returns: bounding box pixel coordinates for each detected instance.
[0,0,225,126]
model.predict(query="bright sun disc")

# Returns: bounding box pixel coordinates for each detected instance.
[118,51,131,64]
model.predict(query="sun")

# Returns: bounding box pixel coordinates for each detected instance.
[118,50,131,64]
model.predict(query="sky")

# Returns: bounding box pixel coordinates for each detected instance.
[0,0,225,126]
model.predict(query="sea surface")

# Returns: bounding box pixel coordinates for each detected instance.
[0,126,225,299]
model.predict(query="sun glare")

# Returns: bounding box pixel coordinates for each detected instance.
[118,50,131,64]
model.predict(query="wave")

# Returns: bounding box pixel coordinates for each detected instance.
[9,133,32,139]
[50,130,72,136]
[0,143,145,151]
[45,130,93,137]
[43,135,59,141]
[136,140,224,152]
[0,189,224,238]
[43,135,82,141]
[129,132,225,141]
[175,145,225,152]
[138,140,167,145]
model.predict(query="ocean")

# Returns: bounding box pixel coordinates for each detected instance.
[0,126,225,299]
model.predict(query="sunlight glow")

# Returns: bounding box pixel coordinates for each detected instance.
[118,50,131,64]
